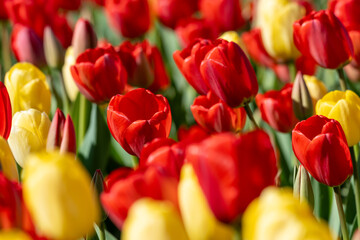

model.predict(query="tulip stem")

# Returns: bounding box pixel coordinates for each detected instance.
[99,222,106,240]
[244,103,259,129]
[1,21,11,73]
[337,68,347,91]
[350,146,360,228]
[79,94,87,146]
[334,186,349,240]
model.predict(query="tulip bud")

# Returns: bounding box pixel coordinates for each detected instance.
[22,151,100,239]
[292,72,313,120]
[0,137,19,181]
[62,47,79,101]
[46,109,76,154]
[0,82,12,140]
[5,63,51,115]
[293,165,314,210]
[303,75,327,111]
[43,26,65,69]
[92,169,107,221]
[122,198,188,240]
[8,109,51,167]
[72,18,97,58]
[10,24,46,67]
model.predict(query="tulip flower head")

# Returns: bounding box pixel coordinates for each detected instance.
[292,115,352,186]
[107,88,172,157]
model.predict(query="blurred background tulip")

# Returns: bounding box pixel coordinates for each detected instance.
[5,63,51,115]
[22,151,100,239]
[62,47,79,101]
[0,137,18,181]
[72,18,97,59]
[7,109,50,167]
[43,26,64,69]
[0,230,32,240]
[0,82,12,140]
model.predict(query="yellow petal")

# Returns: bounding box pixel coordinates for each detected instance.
[62,47,79,101]
[0,136,19,181]
[0,230,32,240]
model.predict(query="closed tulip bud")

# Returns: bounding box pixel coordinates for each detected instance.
[303,75,328,111]
[256,84,299,132]
[0,137,19,181]
[62,47,79,101]
[122,198,188,240]
[293,10,354,69]
[191,91,246,133]
[0,82,12,140]
[201,40,258,108]
[0,231,32,240]
[10,24,46,67]
[292,72,313,120]
[292,115,352,186]
[43,26,65,69]
[107,88,172,157]
[256,0,305,61]
[8,109,51,167]
[72,18,97,58]
[316,90,360,146]
[293,165,314,209]
[22,151,100,239]
[46,109,76,154]
[92,169,107,221]
[243,187,335,240]
[5,63,51,115]
[178,164,236,240]
[70,46,128,103]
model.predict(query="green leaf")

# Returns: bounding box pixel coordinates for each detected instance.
[312,179,331,221]
[94,223,118,240]
[109,135,135,168]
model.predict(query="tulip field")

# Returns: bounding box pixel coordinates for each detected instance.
[1,0,360,239]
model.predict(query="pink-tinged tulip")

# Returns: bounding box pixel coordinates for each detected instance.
[0,82,11,140]
[72,18,97,58]
[107,88,172,157]
[101,166,178,229]
[11,24,46,67]
[200,39,258,108]
[191,91,246,133]
[105,0,150,38]
[256,84,299,133]
[46,109,76,154]
[152,0,198,29]
[199,0,244,32]
[293,10,354,69]
[186,130,277,222]
[329,0,360,32]
[175,17,218,48]
[292,115,352,186]
[117,40,169,92]
[70,46,127,103]
[173,38,214,95]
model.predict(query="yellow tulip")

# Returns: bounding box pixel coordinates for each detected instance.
[242,187,335,240]
[123,198,189,240]
[256,0,305,61]
[7,109,51,167]
[62,47,79,101]
[0,230,32,240]
[22,151,100,240]
[303,75,328,111]
[5,63,51,115]
[0,136,19,181]
[316,90,360,146]
[178,164,236,240]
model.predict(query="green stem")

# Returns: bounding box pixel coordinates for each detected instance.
[58,71,70,115]
[288,61,296,82]
[79,94,87,146]
[1,21,11,73]
[337,68,347,91]
[244,103,259,129]
[334,186,349,240]
[350,146,360,227]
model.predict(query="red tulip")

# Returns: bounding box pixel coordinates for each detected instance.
[107,88,172,157]
[11,24,46,67]
[348,30,360,68]
[70,46,127,103]
[191,91,246,133]
[105,0,150,38]
[329,0,360,31]
[295,54,317,76]
[100,166,178,229]
[256,84,299,133]
[0,0,7,19]
[200,39,258,108]
[117,40,169,92]
[293,10,354,69]
[199,0,244,32]
[292,115,352,186]
[152,0,198,29]
[46,109,76,154]
[50,14,73,48]
[0,82,11,140]
[173,38,214,95]
[177,124,210,143]
[49,0,81,10]
[186,130,277,222]
[175,17,218,47]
